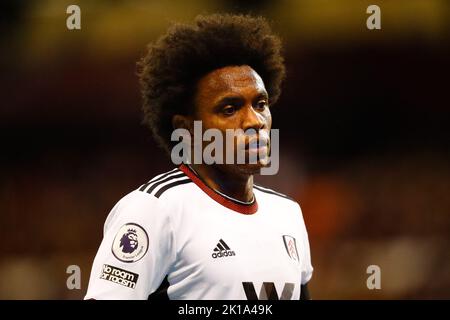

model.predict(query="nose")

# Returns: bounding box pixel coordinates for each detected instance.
[241,105,265,132]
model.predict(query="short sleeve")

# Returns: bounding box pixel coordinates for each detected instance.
[84,191,175,299]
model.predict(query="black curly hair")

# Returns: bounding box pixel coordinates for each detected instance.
[137,13,286,153]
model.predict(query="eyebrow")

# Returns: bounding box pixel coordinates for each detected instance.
[214,91,269,107]
[215,96,244,107]
[255,92,269,101]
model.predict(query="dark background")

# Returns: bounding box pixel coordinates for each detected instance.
[1,0,449,299]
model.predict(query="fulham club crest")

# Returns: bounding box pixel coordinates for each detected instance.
[282,235,299,263]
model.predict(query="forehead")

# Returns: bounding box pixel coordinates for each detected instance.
[196,65,266,97]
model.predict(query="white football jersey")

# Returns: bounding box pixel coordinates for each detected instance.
[85,164,313,300]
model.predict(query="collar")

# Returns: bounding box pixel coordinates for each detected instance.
[179,164,258,215]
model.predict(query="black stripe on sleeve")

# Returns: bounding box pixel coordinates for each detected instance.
[139,169,180,192]
[154,179,192,198]
[146,172,186,194]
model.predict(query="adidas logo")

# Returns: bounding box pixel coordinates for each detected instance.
[212,239,236,259]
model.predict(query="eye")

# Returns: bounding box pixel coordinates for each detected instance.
[222,105,236,116]
[254,100,268,111]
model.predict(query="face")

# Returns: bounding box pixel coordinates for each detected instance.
[192,65,272,175]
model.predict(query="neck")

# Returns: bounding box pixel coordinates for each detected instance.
[189,164,254,203]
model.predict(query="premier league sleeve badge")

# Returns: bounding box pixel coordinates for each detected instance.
[111,223,149,263]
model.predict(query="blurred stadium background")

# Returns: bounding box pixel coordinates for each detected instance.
[0,0,449,299]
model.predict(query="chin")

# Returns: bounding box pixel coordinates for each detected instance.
[235,162,267,176]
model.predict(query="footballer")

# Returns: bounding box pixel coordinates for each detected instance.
[85,14,313,300]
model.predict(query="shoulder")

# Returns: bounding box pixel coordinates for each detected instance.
[254,184,298,205]
[104,168,193,231]
[253,184,303,215]
[120,167,191,208]
[136,167,193,199]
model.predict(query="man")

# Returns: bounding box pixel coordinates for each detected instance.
[85,13,313,300]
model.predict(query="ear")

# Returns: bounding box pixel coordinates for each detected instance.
[172,114,194,134]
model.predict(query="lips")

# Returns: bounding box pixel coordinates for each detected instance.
[245,137,269,150]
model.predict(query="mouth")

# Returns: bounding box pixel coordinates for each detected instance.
[245,137,269,151]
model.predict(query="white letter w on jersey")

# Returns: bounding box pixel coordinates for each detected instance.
[242,282,295,300]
